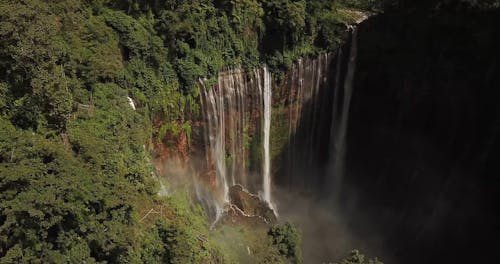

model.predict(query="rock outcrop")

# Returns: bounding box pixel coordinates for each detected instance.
[222,184,277,226]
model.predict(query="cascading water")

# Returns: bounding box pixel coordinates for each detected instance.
[273,29,359,200]
[127,96,136,110]
[262,67,272,205]
[278,54,334,193]
[198,29,359,221]
[329,28,358,200]
[199,66,274,221]
[199,79,229,221]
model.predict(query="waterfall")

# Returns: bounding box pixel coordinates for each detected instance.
[199,79,229,220]
[199,66,274,221]
[281,54,334,192]
[127,96,136,110]
[197,28,359,220]
[262,67,272,205]
[329,28,359,199]
[270,28,359,200]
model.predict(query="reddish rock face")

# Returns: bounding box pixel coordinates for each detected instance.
[152,118,191,177]
[151,55,335,220]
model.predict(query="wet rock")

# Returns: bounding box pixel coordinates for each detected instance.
[224,184,277,225]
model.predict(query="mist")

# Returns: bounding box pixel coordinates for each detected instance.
[274,186,393,263]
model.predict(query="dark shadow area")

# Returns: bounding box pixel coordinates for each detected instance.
[273,54,337,195]
[344,9,500,263]
[274,8,500,264]
[272,34,374,262]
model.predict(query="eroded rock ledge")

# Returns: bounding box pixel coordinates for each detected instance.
[221,185,277,226]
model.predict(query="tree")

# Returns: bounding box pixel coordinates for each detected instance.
[336,250,383,264]
[268,222,303,263]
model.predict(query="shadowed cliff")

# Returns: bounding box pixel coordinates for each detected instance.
[343,8,500,264]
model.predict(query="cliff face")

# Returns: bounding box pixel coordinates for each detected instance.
[153,7,500,263]
[152,22,362,229]
[343,9,500,264]
[189,50,352,220]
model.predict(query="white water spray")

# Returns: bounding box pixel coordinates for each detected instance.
[127,96,136,110]
[330,28,359,199]
[262,66,272,205]
[199,66,277,222]
[199,80,229,221]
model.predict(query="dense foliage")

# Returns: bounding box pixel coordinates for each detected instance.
[267,222,302,263]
